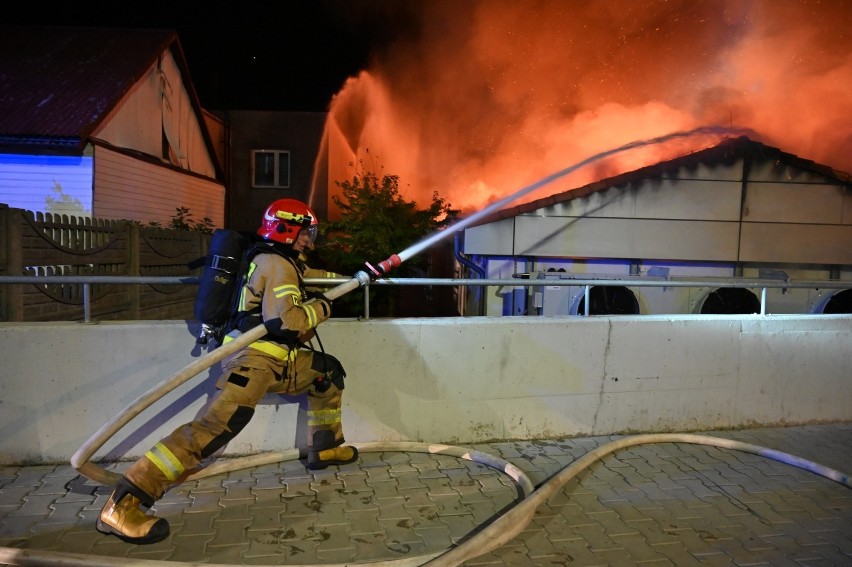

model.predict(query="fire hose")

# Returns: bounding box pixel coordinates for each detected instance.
[57,257,851,566]
[2,434,848,566]
[70,125,756,482]
[71,125,752,483]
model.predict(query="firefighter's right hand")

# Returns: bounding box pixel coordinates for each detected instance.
[305,290,330,304]
[314,296,332,319]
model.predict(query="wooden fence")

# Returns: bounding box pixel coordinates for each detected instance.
[0,205,209,322]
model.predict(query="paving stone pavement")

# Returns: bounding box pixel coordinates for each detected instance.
[1,423,850,566]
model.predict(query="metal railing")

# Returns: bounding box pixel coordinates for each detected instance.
[1,275,850,322]
[366,276,852,317]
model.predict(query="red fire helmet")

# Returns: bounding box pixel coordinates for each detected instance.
[257,199,318,245]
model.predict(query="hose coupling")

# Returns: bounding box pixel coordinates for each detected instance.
[353,270,372,287]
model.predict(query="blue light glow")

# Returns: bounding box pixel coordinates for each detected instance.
[0,153,93,216]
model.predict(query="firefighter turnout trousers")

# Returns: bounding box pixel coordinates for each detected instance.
[122,347,346,501]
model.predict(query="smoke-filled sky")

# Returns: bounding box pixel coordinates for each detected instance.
[327,0,852,212]
[11,0,851,213]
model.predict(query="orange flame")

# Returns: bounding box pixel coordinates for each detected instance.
[321,0,852,215]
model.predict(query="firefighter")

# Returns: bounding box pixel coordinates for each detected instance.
[97,198,358,544]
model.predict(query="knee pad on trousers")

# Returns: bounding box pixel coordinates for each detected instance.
[200,405,255,459]
[311,353,346,391]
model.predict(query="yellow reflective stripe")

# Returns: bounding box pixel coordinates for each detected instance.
[308,408,341,426]
[250,340,293,361]
[273,284,300,299]
[301,303,318,328]
[275,210,308,223]
[223,333,294,362]
[144,442,183,481]
[238,263,257,310]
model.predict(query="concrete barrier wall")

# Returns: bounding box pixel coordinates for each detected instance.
[1,315,850,465]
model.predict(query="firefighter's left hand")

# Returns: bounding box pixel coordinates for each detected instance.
[303,291,331,319]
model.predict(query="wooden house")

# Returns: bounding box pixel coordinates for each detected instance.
[0,26,225,227]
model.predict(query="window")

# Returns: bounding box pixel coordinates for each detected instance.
[251,150,290,188]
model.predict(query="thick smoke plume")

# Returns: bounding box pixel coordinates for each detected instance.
[326,0,852,212]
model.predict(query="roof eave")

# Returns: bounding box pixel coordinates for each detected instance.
[0,136,85,155]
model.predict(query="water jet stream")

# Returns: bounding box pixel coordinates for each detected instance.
[397,125,751,263]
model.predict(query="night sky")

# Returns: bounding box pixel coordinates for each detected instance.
[8,0,851,188]
[5,0,420,112]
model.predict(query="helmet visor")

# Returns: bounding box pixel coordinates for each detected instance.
[304,225,318,243]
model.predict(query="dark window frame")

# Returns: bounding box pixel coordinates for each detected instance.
[251,149,291,189]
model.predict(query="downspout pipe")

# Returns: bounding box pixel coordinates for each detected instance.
[453,231,486,279]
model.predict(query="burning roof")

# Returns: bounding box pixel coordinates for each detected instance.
[472,136,852,226]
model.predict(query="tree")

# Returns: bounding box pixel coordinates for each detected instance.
[317,167,459,317]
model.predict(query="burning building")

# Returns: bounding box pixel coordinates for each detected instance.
[461,136,852,316]
[315,0,852,215]
[308,1,852,316]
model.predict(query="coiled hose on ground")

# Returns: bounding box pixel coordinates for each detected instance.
[0,432,848,567]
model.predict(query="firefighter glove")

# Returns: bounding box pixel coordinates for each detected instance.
[305,290,331,304]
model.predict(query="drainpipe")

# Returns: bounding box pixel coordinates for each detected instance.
[454,231,486,315]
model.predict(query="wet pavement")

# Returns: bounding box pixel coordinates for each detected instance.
[1,423,850,566]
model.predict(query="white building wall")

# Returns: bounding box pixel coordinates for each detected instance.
[91,61,163,162]
[462,153,852,316]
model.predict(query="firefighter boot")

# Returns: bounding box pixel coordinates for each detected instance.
[307,430,359,470]
[96,483,169,544]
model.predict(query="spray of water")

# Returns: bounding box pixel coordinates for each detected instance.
[395,125,751,263]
